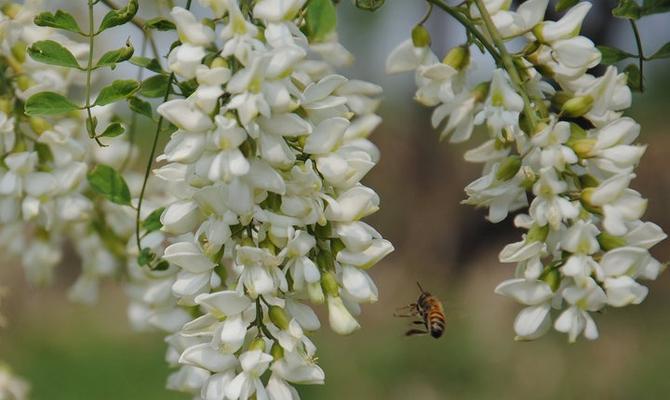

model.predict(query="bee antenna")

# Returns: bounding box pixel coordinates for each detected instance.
[416,281,426,293]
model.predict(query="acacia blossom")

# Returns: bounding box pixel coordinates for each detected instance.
[387,1,665,342]
[125,1,393,399]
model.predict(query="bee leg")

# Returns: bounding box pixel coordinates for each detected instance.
[405,328,428,337]
[394,305,419,318]
[411,320,425,326]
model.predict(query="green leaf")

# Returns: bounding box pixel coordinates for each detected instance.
[145,17,176,31]
[649,41,670,59]
[97,0,139,33]
[128,96,153,119]
[130,56,164,74]
[95,80,140,106]
[354,0,385,11]
[624,63,642,92]
[139,75,171,98]
[96,41,135,70]
[87,164,131,205]
[597,45,636,65]
[142,207,165,233]
[642,0,670,15]
[27,40,81,69]
[25,92,79,116]
[555,0,579,12]
[98,122,125,138]
[613,0,642,19]
[34,10,82,34]
[305,0,337,42]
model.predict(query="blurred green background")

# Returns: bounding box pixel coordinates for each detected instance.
[2,1,670,399]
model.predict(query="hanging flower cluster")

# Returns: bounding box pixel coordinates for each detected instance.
[123,1,393,398]
[0,1,135,304]
[387,0,666,342]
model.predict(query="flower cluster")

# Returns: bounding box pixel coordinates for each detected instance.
[0,1,134,303]
[126,1,392,398]
[387,0,665,342]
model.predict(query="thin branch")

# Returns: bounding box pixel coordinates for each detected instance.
[472,0,539,132]
[629,19,645,92]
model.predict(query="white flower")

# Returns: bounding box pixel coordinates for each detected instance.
[225,350,273,400]
[326,295,360,335]
[172,7,215,46]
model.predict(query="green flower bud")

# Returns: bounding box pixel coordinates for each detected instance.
[561,96,594,118]
[540,267,560,292]
[580,174,599,188]
[532,24,546,44]
[16,75,32,91]
[29,117,51,135]
[569,138,596,159]
[597,232,627,251]
[496,155,522,181]
[211,57,229,69]
[268,306,290,330]
[271,341,284,361]
[580,188,602,214]
[0,98,12,115]
[411,25,431,48]
[249,337,266,352]
[202,18,216,30]
[11,41,26,63]
[1,4,22,19]
[472,82,490,102]
[527,224,549,243]
[320,271,339,297]
[442,46,469,70]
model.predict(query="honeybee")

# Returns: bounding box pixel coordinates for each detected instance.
[394,282,446,338]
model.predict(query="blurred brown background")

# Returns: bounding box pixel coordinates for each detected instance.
[2,1,670,399]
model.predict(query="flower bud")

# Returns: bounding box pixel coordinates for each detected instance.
[11,41,26,63]
[579,174,599,188]
[327,295,360,335]
[271,341,284,361]
[442,46,469,70]
[1,4,22,19]
[411,25,431,48]
[472,82,490,102]
[16,76,32,91]
[580,188,602,214]
[211,57,229,69]
[527,224,549,243]
[307,281,325,304]
[248,337,266,352]
[540,267,560,292]
[597,232,626,251]
[569,138,596,159]
[29,117,51,135]
[561,96,593,118]
[0,98,12,114]
[496,155,522,181]
[268,305,290,330]
[320,271,339,297]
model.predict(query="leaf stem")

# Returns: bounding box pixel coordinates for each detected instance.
[472,0,539,132]
[629,19,644,92]
[85,0,105,147]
